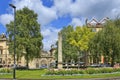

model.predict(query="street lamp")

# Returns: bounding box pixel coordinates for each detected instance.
[9,3,16,80]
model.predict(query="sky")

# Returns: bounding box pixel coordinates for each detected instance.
[0,0,120,51]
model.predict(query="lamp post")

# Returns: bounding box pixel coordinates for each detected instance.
[9,4,16,80]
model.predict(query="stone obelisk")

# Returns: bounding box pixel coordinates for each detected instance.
[58,32,63,69]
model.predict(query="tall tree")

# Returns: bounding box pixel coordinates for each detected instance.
[61,25,78,63]
[101,20,120,66]
[90,19,120,66]
[68,26,95,65]
[6,7,43,68]
[89,30,103,63]
[55,25,78,64]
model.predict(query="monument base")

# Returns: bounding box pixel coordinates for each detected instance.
[58,62,63,69]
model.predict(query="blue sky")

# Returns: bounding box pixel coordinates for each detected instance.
[0,0,120,50]
[0,0,10,34]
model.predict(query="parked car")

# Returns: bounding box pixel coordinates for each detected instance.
[39,65,47,69]
[90,64,101,67]
[90,63,111,68]
[100,63,111,67]
[16,65,28,70]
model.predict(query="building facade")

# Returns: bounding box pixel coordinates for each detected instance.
[0,33,56,69]
[0,33,12,67]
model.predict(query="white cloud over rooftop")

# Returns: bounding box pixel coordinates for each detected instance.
[1,0,120,50]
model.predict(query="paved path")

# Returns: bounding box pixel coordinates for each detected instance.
[1,77,120,80]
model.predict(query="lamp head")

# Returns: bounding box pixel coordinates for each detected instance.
[9,4,16,8]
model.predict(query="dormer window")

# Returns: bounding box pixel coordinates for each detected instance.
[0,46,3,54]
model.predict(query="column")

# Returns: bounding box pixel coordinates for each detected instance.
[58,32,63,69]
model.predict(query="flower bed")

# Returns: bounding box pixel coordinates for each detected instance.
[46,68,120,75]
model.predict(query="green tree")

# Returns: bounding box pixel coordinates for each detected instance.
[55,25,78,64]
[90,19,120,66]
[61,25,78,63]
[89,30,103,63]
[68,26,95,65]
[102,20,120,66]
[6,7,43,68]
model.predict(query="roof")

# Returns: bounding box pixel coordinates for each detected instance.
[86,17,109,28]
[0,33,7,41]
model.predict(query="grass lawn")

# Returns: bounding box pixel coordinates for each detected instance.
[0,69,120,79]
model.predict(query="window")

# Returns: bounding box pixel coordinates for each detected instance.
[0,58,2,63]
[0,49,2,54]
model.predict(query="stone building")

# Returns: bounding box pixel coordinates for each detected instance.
[86,17,109,32]
[0,33,13,67]
[0,33,56,69]
[29,50,56,69]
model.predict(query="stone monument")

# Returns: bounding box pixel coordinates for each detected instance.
[58,32,63,69]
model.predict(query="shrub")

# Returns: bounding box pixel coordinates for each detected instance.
[113,68,120,72]
[78,69,85,74]
[71,70,79,74]
[0,68,12,73]
[85,68,96,74]
[99,68,113,73]
[46,68,120,75]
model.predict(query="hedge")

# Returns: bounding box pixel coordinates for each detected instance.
[0,68,12,73]
[46,68,120,75]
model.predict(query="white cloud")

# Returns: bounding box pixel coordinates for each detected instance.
[111,7,120,18]
[0,14,13,26]
[70,18,83,27]
[1,0,120,50]
[53,0,72,17]
[41,26,61,50]
[2,0,120,26]
[13,0,57,26]
[53,0,120,18]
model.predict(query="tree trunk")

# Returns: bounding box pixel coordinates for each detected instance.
[26,53,29,69]
[78,51,80,69]
[111,52,115,67]
[84,51,88,67]
[26,48,29,69]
